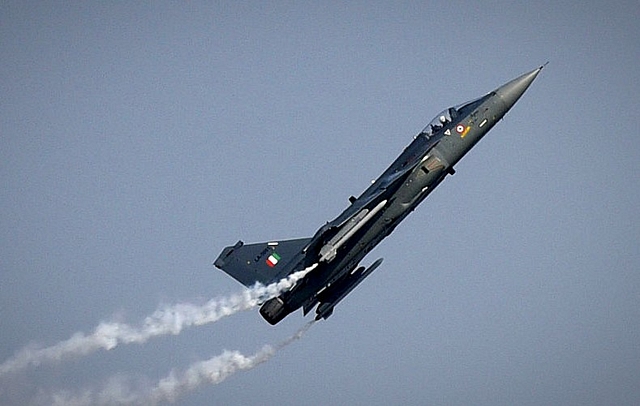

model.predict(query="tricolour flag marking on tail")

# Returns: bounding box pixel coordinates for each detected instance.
[266,252,281,267]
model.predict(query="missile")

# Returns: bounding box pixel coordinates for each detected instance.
[319,200,387,263]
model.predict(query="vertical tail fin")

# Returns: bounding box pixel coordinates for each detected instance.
[214,238,311,287]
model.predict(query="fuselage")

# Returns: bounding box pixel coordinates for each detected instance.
[257,67,543,324]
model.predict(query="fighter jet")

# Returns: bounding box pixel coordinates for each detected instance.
[214,66,543,325]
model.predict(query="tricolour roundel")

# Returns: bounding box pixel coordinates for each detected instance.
[455,124,466,134]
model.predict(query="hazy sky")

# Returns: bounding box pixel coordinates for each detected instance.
[1,2,639,405]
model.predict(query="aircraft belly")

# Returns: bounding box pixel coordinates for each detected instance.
[280,151,451,314]
[311,209,390,295]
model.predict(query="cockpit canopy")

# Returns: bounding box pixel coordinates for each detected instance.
[419,93,491,138]
[421,107,458,137]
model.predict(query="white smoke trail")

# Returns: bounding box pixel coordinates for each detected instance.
[0,265,316,377]
[48,321,316,406]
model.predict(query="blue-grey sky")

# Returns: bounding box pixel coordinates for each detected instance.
[2,2,639,405]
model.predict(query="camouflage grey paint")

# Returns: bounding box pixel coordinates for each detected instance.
[214,66,543,325]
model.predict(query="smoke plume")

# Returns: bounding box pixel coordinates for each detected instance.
[47,321,316,406]
[0,265,316,377]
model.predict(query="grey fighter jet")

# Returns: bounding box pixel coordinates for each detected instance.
[214,66,544,325]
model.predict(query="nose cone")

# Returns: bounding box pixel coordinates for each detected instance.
[495,65,544,110]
